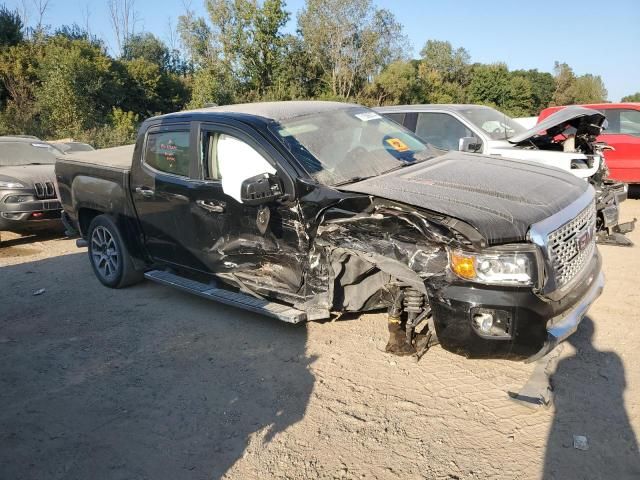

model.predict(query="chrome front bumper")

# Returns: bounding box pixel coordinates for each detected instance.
[526,270,605,363]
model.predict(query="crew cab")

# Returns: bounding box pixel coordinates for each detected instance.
[55,101,604,362]
[0,136,63,243]
[539,103,640,184]
[377,104,635,245]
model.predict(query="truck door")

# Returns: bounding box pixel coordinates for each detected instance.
[184,122,306,294]
[130,123,202,267]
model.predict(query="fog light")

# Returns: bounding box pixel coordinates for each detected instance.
[471,308,512,339]
[4,194,35,203]
[473,312,494,333]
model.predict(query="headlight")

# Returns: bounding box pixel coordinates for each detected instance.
[0,181,25,188]
[448,246,538,286]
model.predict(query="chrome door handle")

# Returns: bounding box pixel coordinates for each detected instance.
[196,200,225,213]
[135,187,155,198]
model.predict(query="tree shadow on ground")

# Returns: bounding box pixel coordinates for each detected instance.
[0,252,315,479]
[544,316,640,479]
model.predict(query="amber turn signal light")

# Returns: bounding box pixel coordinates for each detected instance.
[450,251,476,280]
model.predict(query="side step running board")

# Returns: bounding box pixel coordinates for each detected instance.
[144,270,307,324]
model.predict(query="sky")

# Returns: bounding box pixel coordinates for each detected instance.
[7,0,640,101]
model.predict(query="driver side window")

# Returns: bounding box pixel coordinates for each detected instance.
[202,131,276,203]
[415,112,474,151]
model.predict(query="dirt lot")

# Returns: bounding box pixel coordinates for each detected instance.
[1,202,639,480]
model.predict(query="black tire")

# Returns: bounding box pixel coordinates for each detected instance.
[87,214,143,288]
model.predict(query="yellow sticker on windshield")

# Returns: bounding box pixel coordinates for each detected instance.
[386,138,410,152]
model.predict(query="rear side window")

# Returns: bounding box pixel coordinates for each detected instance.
[620,110,640,136]
[144,131,191,176]
[383,113,406,126]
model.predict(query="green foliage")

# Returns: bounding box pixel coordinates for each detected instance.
[512,69,554,114]
[551,61,607,106]
[622,92,640,102]
[35,37,114,138]
[571,74,607,103]
[78,108,139,148]
[420,40,470,85]
[123,33,171,69]
[0,30,188,143]
[0,4,23,48]
[187,65,235,108]
[552,61,576,106]
[298,0,407,98]
[364,60,420,106]
[0,1,614,147]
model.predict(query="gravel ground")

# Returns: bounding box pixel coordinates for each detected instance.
[1,201,639,480]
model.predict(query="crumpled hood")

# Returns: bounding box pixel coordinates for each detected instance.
[508,106,606,145]
[338,151,589,244]
[0,164,57,187]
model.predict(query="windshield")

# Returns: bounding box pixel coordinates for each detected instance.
[462,107,526,140]
[272,107,436,186]
[0,141,59,166]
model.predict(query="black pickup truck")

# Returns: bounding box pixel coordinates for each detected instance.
[55,101,605,362]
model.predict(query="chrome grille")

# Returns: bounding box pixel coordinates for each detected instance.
[34,181,56,199]
[547,202,596,289]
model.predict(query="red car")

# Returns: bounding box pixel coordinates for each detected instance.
[538,103,640,184]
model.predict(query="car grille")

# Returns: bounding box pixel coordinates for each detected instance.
[34,181,56,199]
[547,202,597,289]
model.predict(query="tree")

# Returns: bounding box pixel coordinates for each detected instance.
[35,37,115,137]
[466,63,534,117]
[107,0,138,54]
[298,0,407,98]
[179,0,290,99]
[420,39,470,85]
[268,34,323,100]
[187,64,235,107]
[122,33,170,69]
[552,61,576,106]
[365,60,420,105]
[467,63,510,106]
[0,4,23,48]
[622,92,640,102]
[119,56,190,115]
[512,69,554,113]
[177,7,214,66]
[571,74,607,103]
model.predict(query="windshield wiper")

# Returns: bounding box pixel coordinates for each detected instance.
[380,161,417,176]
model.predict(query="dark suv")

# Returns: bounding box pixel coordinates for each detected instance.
[0,136,63,242]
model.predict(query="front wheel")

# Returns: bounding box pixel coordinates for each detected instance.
[87,214,143,288]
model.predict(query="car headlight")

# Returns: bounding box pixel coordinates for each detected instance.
[0,180,25,188]
[448,246,538,286]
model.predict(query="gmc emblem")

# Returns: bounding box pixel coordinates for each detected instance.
[576,226,594,252]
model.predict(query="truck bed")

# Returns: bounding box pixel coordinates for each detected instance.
[58,144,134,170]
[55,145,136,233]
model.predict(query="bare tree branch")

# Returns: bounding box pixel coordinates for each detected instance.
[107,0,139,55]
[31,0,50,31]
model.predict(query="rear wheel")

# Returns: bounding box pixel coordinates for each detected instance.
[87,214,143,288]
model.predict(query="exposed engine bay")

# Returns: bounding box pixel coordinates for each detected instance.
[509,106,636,246]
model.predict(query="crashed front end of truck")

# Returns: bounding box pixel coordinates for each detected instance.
[292,177,603,362]
[508,106,635,246]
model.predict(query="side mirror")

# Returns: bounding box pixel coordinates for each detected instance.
[240,173,283,205]
[459,136,482,153]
